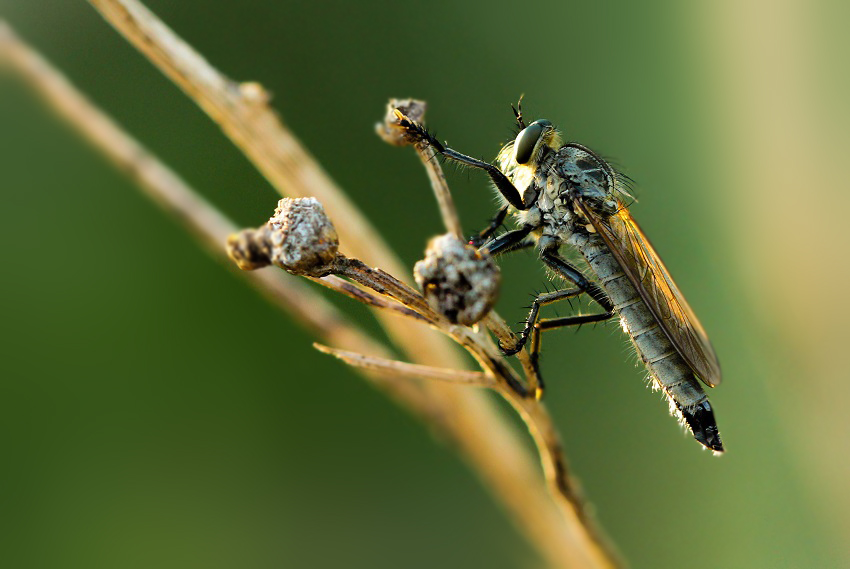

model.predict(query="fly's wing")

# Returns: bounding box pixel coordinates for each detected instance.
[576,199,722,387]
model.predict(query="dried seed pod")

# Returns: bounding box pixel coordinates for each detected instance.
[414,234,500,326]
[266,197,339,276]
[375,98,427,147]
[227,227,272,270]
[227,197,339,277]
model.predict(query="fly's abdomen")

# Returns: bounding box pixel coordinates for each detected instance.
[571,233,723,451]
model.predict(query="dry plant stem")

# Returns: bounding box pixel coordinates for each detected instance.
[8,5,621,566]
[0,19,438,424]
[400,105,601,545]
[481,313,589,527]
[7,13,589,568]
[314,344,494,387]
[484,311,542,392]
[480,311,590,525]
[301,224,616,563]
[313,252,619,566]
[76,16,569,538]
[414,142,464,239]
[84,0,454,371]
[334,257,436,317]
[388,105,543,395]
[312,275,430,323]
[322,256,535,398]
[328,256,527,391]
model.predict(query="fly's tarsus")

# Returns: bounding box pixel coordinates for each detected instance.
[393,109,445,152]
[469,205,509,248]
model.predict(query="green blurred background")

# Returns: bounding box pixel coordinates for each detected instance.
[2,1,848,567]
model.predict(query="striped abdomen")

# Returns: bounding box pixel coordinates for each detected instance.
[570,232,723,452]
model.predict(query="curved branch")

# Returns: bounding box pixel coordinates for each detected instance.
[4,10,623,568]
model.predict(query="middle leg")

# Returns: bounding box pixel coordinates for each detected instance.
[500,246,616,393]
[501,245,614,356]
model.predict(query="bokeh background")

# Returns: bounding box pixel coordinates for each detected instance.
[2,1,849,567]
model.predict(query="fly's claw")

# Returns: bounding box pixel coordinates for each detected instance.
[393,109,444,152]
[468,233,486,249]
[499,339,526,356]
[392,110,423,139]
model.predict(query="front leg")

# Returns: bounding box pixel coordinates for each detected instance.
[482,225,534,257]
[395,112,533,211]
[469,206,508,248]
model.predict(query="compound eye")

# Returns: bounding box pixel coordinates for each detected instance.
[514,120,551,165]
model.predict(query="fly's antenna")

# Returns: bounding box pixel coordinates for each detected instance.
[512,95,527,130]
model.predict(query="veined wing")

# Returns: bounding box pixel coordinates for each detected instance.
[576,199,722,387]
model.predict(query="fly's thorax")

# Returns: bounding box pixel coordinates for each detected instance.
[497,136,618,243]
[533,152,580,240]
[555,145,619,218]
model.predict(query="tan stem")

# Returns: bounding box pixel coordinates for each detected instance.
[314,344,495,387]
[3,11,622,568]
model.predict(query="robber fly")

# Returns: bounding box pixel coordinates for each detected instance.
[397,104,723,453]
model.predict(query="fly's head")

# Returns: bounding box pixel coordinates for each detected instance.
[497,119,563,200]
[513,119,561,166]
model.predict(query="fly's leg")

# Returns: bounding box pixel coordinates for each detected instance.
[501,246,614,355]
[490,238,535,257]
[493,286,611,395]
[541,247,614,316]
[482,225,535,257]
[527,312,615,392]
[503,287,587,393]
[395,113,533,211]
[499,287,595,357]
[469,206,508,248]
[500,246,615,392]
[471,212,535,255]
